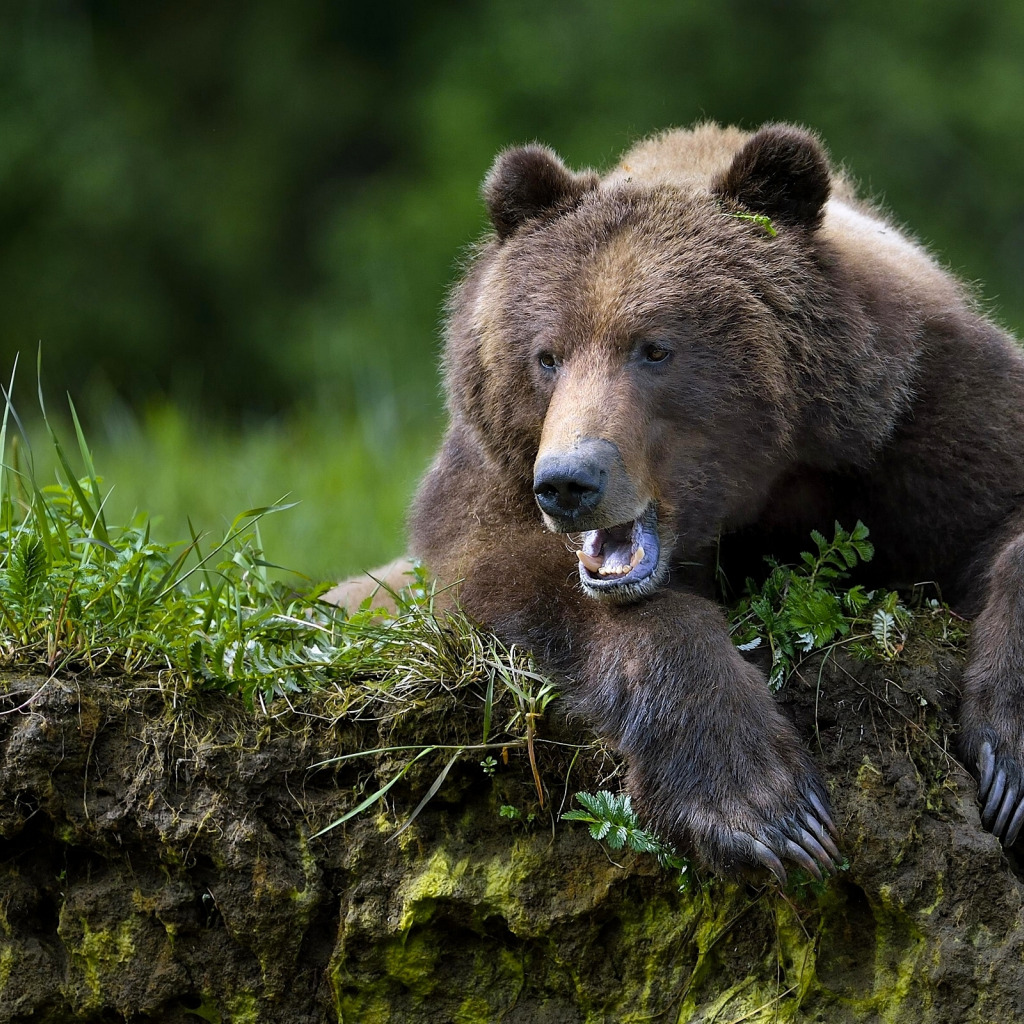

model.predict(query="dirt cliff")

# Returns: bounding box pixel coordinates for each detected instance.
[0,619,1021,1023]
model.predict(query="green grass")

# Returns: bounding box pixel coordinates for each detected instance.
[33,401,442,584]
[0,388,562,728]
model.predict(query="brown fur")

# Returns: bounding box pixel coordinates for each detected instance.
[346,123,1024,876]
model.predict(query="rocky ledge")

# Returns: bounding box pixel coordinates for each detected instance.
[0,621,1021,1023]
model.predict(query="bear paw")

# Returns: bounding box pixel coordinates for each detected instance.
[976,740,1024,846]
[634,754,841,884]
[707,782,841,884]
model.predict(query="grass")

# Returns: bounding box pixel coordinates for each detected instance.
[0,376,555,718]
[83,401,443,582]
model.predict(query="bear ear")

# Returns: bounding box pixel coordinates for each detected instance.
[713,124,831,230]
[483,145,598,240]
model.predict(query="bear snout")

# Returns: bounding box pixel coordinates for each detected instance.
[533,448,608,523]
[532,436,645,531]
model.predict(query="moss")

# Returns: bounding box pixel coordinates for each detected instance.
[674,887,770,1021]
[454,993,494,1022]
[856,758,883,789]
[918,874,944,918]
[0,942,14,994]
[62,917,136,1011]
[223,991,259,1024]
[289,825,319,914]
[479,838,535,915]
[397,847,470,931]
[383,928,441,993]
[336,990,394,1024]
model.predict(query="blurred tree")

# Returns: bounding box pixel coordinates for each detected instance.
[2,0,1024,422]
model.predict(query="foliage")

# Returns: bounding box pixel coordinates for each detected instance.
[865,590,915,660]
[726,211,778,236]
[0,384,551,723]
[562,790,693,889]
[729,522,910,690]
[4,2,1024,423]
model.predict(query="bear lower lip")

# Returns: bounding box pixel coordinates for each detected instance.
[574,506,660,589]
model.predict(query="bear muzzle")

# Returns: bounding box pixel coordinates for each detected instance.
[532,437,638,529]
[533,448,607,524]
[533,438,665,600]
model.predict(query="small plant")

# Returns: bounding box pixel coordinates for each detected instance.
[726,211,778,237]
[729,521,910,689]
[499,803,536,825]
[562,790,693,889]
[866,590,913,659]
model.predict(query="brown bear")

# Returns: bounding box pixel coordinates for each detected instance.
[329,122,1024,881]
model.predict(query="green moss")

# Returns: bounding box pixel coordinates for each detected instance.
[336,990,394,1024]
[0,943,14,994]
[62,918,136,1010]
[455,993,494,1022]
[856,758,883,789]
[223,991,259,1024]
[289,825,318,913]
[384,928,441,993]
[397,847,470,930]
[480,838,536,912]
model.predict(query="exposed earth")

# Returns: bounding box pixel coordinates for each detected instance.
[0,614,1022,1023]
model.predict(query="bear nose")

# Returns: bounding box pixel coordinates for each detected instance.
[533,453,606,520]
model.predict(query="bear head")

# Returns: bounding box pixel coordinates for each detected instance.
[444,124,884,603]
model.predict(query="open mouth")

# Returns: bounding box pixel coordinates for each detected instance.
[574,504,660,592]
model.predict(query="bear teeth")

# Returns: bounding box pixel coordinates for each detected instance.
[577,543,645,577]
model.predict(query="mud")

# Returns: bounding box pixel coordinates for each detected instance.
[0,626,1021,1023]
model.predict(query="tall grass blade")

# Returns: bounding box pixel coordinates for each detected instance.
[68,394,109,542]
[392,750,463,839]
[311,747,436,838]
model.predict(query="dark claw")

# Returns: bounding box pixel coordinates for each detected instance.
[806,788,838,840]
[978,741,996,801]
[984,768,1008,830]
[1005,799,1024,847]
[783,838,823,881]
[800,808,841,863]
[749,838,787,885]
[793,825,835,874]
[993,784,1019,840]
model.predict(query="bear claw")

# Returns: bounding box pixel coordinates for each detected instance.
[976,741,1024,846]
[740,799,841,885]
[1005,802,1024,846]
[749,839,788,884]
[782,838,824,881]
[800,808,841,861]
[806,788,838,840]
[979,741,996,799]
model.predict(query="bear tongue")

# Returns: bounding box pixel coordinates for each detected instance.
[576,522,642,576]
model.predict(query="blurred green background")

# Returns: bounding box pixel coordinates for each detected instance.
[4,1,1024,581]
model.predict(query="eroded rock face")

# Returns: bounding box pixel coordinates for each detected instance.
[0,638,1021,1023]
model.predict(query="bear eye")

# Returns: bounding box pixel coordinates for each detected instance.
[643,344,671,364]
[538,351,558,371]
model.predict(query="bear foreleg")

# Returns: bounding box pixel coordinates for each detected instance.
[571,591,840,882]
[961,532,1024,845]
